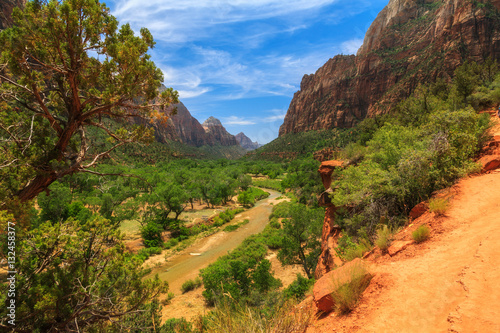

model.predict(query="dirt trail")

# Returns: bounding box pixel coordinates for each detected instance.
[308,118,500,333]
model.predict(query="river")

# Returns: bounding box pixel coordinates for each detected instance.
[149,188,283,293]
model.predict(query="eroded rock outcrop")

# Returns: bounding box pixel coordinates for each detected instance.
[315,160,345,279]
[279,0,500,136]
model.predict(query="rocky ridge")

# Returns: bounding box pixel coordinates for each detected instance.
[202,116,239,147]
[279,0,500,135]
[235,132,260,151]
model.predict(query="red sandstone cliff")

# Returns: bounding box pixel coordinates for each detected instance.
[0,0,24,30]
[279,0,500,135]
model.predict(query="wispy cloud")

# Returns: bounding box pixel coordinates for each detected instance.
[223,116,257,125]
[341,38,364,54]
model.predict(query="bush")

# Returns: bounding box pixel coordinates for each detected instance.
[140,221,163,248]
[283,274,314,300]
[331,262,372,314]
[165,237,179,249]
[429,197,449,216]
[136,246,163,261]
[375,225,392,253]
[224,224,240,232]
[181,277,203,294]
[412,225,430,243]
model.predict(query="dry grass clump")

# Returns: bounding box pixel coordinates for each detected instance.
[428,197,450,216]
[412,225,430,243]
[375,225,392,253]
[204,299,315,333]
[331,261,372,315]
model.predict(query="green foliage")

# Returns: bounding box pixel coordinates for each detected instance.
[237,187,270,207]
[251,178,282,191]
[283,274,315,300]
[160,318,193,333]
[141,221,164,248]
[412,225,431,243]
[200,235,279,305]
[136,246,163,261]
[0,0,178,203]
[246,128,359,162]
[276,203,324,279]
[0,215,168,331]
[37,181,72,223]
[181,278,203,294]
[332,61,493,238]
[335,234,371,262]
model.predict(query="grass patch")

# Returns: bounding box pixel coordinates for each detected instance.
[181,277,203,294]
[429,197,449,216]
[375,225,392,253]
[331,262,372,315]
[412,225,430,243]
[223,224,240,232]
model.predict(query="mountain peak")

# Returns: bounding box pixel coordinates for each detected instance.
[202,116,222,127]
[235,132,260,151]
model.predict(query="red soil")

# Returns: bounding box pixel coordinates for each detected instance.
[307,116,500,333]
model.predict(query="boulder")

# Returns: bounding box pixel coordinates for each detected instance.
[387,240,413,256]
[313,258,372,313]
[409,201,429,220]
[478,155,500,172]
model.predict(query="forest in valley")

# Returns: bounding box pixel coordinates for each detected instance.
[1,0,500,332]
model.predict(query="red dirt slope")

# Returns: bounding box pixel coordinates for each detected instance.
[307,117,500,333]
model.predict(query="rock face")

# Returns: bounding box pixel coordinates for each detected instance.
[315,160,345,279]
[202,116,238,147]
[235,132,260,150]
[0,0,25,30]
[279,0,500,136]
[143,103,242,149]
[151,102,215,147]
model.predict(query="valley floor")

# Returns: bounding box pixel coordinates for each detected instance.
[307,117,500,333]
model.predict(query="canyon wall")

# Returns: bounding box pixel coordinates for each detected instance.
[279,0,500,135]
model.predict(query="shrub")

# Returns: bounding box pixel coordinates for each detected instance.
[161,292,175,305]
[140,221,163,248]
[224,224,240,232]
[375,225,392,253]
[412,225,430,243]
[429,197,449,216]
[181,277,203,294]
[283,274,314,300]
[331,262,372,314]
[165,237,179,249]
[136,246,163,261]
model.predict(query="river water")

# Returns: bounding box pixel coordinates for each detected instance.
[149,188,282,293]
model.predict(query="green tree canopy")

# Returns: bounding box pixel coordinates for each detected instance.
[0,0,178,206]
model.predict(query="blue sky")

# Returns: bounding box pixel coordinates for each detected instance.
[108,0,388,144]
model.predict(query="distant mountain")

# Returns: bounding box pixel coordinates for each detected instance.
[151,102,215,147]
[235,132,260,151]
[280,0,500,136]
[202,116,239,147]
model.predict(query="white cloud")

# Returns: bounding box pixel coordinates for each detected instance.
[341,38,364,55]
[223,116,257,125]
